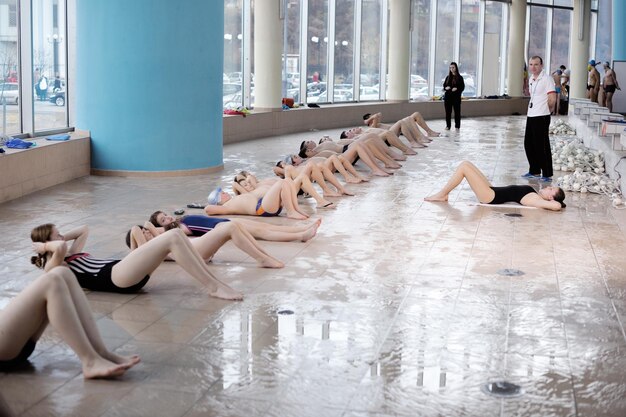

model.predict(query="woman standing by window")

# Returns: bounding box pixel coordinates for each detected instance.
[443,62,465,131]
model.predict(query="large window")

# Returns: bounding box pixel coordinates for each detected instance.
[482,1,504,96]
[307,0,328,102]
[434,0,455,95]
[359,0,382,101]
[224,0,243,109]
[549,8,571,73]
[32,0,68,132]
[0,0,20,136]
[410,0,431,98]
[459,0,479,97]
[594,0,611,64]
[333,0,354,103]
[283,0,301,103]
[528,6,548,61]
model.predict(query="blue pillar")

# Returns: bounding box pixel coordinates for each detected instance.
[75,1,224,173]
[613,0,626,61]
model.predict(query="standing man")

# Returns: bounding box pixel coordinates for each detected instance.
[601,62,620,113]
[521,56,556,182]
[587,60,601,103]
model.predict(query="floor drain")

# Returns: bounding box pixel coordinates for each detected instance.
[504,213,523,218]
[497,268,525,276]
[481,381,524,398]
[277,310,294,315]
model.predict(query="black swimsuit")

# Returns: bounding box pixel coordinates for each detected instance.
[65,253,150,293]
[489,185,536,205]
[0,339,36,367]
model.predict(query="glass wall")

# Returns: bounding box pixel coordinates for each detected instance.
[333,0,354,102]
[482,1,503,96]
[220,0,617,109]
[283,0,301,103]
[307,0,329,102]
[359,0,382,100]
[459,0,479,97]
[528,5,548,61]
[549,8,571,73]
[410,0,431,98]
[224,0,243,109]
[434,0,455,95]
[0,0,20,136]
[594,0,611,64]
[32,0,68,132]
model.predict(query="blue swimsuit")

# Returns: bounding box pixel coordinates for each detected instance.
[181,215,230,236]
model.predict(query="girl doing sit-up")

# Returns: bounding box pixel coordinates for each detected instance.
[31,224,243,300]
[424,161,565,210]
[128,219,285,268]
[204,178,309,220]
[149,210,321,242]
[0,266,141,379]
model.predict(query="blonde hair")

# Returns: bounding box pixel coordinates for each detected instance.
[30,223,55,269]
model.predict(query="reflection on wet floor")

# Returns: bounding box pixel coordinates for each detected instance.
[1,116,626,416]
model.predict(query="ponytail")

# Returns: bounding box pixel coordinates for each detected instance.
[30,223,55,269]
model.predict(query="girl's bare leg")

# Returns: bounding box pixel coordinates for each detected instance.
[410,112,439,136]
[336,155,369,182]
[59,269,141,368]
[401,121,429,147]
[0,267,134,379]
[364,138,405,164]
[112,229,243,300]
[345,144,392,176]
[192,222,283,268]
[263,178,308,219]
[324,156,360,183]
[305,165,341,197]
[292,173,335,208]
[319,165,353,195]
[381,131,417,155]
[425,161,495,203]
[231,218,321,242]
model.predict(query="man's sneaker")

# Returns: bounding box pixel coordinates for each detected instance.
[521,172,538,178]
[539,176,552,182]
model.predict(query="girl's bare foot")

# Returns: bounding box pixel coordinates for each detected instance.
[374,170,391,177]
[287,211,308,220]
[340,189,355,196]
[404,149,418,155]
[83,357,129,379]
[385,163,402,169]
[260,258,284,268]
[393,155,407,161]
[104,352,141,369]
[301,224,319,242]
[428,131,440,137]
[210,286,244,301]
[411,143,427,148]
[345,176,362,184]
[323,190,342,197]
[424,194,448,202]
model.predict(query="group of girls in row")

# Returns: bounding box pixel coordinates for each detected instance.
[1,110,565,384]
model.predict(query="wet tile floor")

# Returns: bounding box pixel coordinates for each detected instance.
[1,115,625,416]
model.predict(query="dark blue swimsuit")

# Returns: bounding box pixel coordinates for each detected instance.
[181,215,230,236]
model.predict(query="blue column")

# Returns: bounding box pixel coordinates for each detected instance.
[613,0,626,61]
[75,1,224,173]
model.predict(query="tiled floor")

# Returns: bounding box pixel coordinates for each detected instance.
[1,115,625,417]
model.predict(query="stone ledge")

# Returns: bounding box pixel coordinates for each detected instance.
[223,98,529,144]
[0,130,90,203]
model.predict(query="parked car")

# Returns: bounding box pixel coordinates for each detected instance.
[49,90,66,106]
[359,86,380,101]
[0,82,19,105]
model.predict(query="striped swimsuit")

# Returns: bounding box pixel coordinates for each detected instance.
[65,253,149,293]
